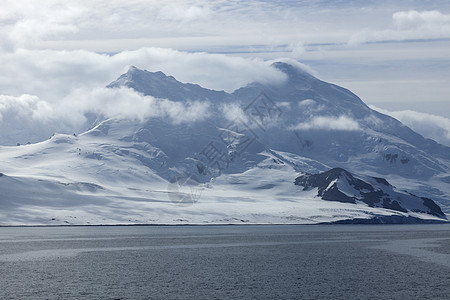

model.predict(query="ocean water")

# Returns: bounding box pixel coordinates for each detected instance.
[0,224,449,299]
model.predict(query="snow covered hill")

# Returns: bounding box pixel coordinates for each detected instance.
[0,62,448,225]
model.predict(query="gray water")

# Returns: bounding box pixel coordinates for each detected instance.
[0,225,449,299]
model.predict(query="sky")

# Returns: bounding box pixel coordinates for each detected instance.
[0,0,449,146]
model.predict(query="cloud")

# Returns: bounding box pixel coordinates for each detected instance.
[349,10,450,45]
[0,0,84,50]
[370,106,450,147]
[290,115,361,131]
[158,4,212,22]
[220,103,250,124]
[0,1,347,54]
[297,99,325,113]
[0,94,57,145]
[267,57,316,76]
[287,41,305,59]
[0,94,51,122]
[64,87,211,124]
[0,0,301,53]
[2,2,449,56]
[393,10,450,30]
[0,87,211,145]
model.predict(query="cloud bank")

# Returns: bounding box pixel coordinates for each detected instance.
[0,48,287,98]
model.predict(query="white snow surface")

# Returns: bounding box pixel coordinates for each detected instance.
[0,123,446,225]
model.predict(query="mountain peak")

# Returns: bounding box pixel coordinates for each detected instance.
[124,66,167,80]
[107,66,227,102]
[271,61,313,78]
[128,65,138,71]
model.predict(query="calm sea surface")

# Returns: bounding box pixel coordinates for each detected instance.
[0,224,449,299]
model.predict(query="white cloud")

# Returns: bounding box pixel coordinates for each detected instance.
[0,0,298,53]
[0,88,211,145]
[158,4,212,22]
[1,2,449,56]
[290,115,361,131]
[0,94,53,122]
[0,1,350,54]
[220,103,249,124]
[0,0,84,50]
[349,10,450,45]
[370,106,450,147]
[64,87,211,124]
[393,10,450,30]
[0,94,57,145]
[287,41,305,59]
[298,99,325,113]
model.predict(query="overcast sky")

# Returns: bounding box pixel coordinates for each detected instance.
[0,0,449,145]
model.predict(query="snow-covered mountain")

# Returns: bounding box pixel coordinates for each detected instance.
[0,62,448,225]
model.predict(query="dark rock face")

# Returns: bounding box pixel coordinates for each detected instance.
[295,168,371,204]
[295,168,446,218]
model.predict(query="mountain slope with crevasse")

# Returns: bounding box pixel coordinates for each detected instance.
[0,62,448,225]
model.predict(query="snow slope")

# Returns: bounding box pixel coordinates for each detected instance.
[0,62,448,225]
